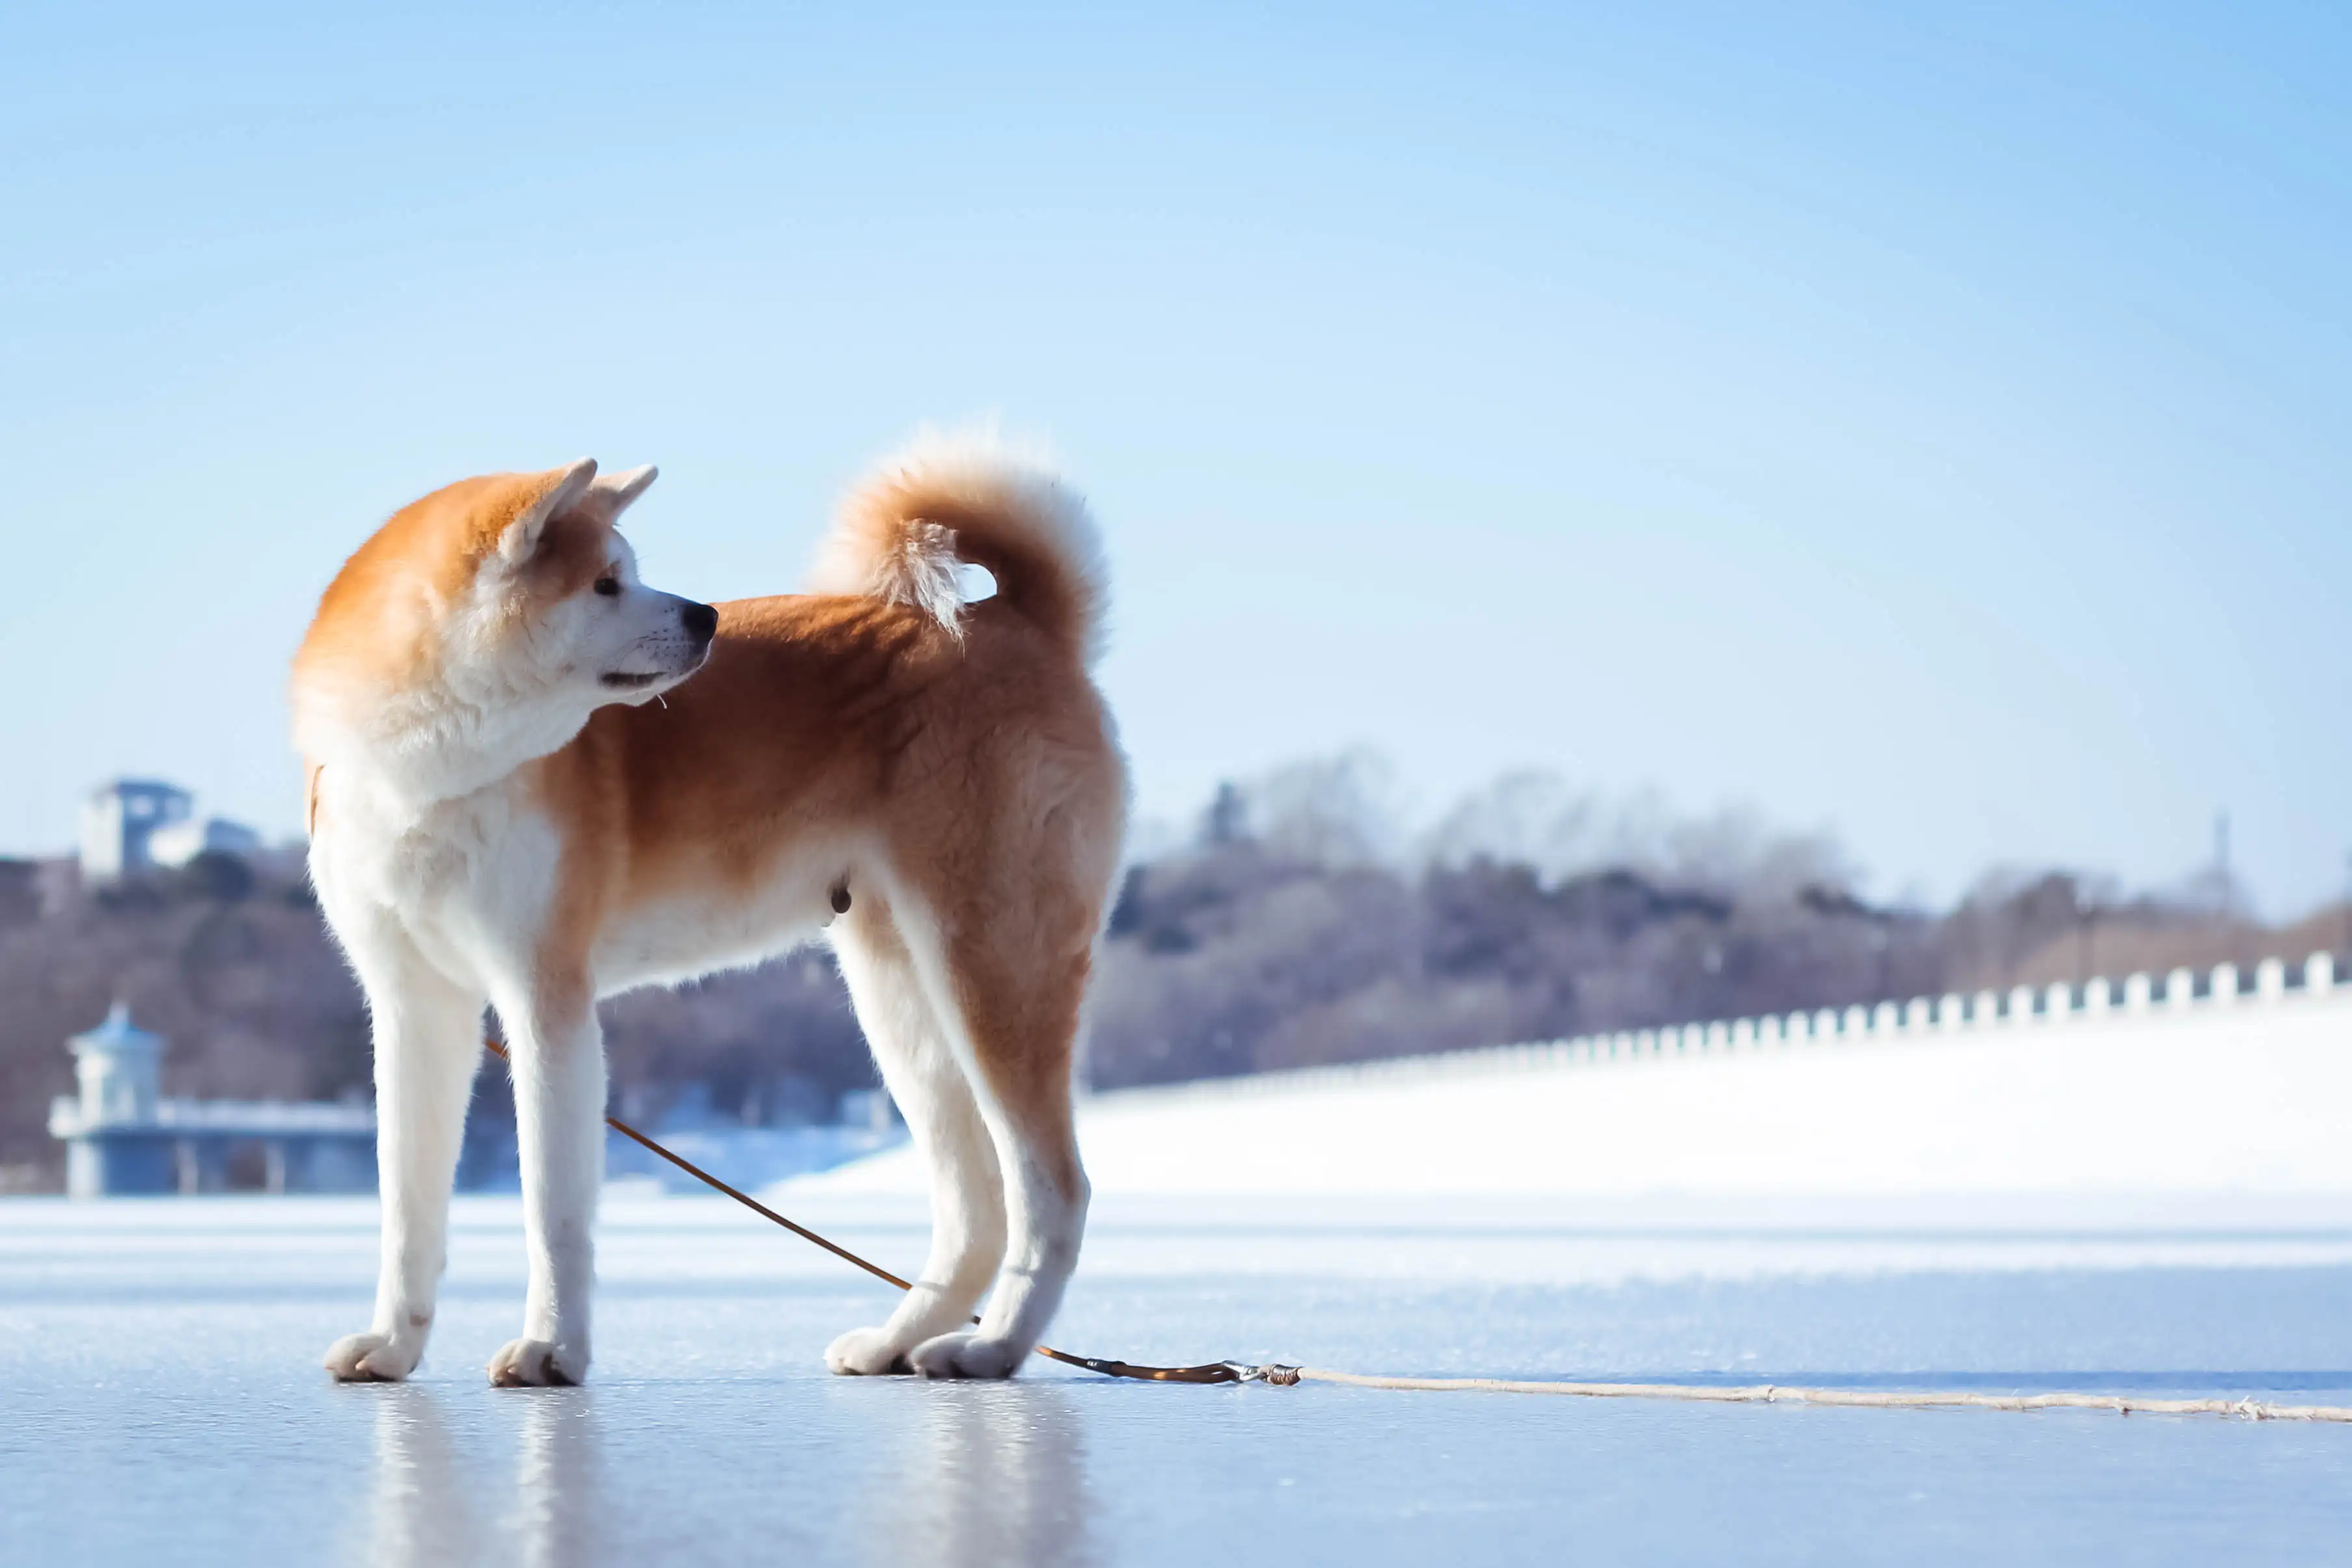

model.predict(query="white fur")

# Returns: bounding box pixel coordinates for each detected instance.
[314,760,595,1383]
[824,903,1008,1374]
[810,431,1112,666]
[310,464,714,1388]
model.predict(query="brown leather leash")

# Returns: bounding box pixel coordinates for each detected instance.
[481,1039,1263,1385]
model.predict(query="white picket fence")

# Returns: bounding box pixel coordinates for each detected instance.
[799,952,2352,1197]
[1103,952,2344,1108]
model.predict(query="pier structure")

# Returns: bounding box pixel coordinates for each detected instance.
[47,1004,375,1197]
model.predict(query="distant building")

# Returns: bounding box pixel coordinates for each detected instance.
[79,780,189,883]
[150,814,261,869]
[79,778,259,885]
[47,1005,376,1197]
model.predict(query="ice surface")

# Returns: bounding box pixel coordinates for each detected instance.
[3,1193,2350,1565]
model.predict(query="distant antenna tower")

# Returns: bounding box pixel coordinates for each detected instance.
[1204,782,1248,847]
[2213,812,2231,920]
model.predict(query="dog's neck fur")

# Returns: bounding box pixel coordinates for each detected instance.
[298,579,619,826]
[300,673,593,829]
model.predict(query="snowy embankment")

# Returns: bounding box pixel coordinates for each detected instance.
[784,959,2352,1197]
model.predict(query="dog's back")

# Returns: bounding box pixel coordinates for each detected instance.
[545,439,1127,996]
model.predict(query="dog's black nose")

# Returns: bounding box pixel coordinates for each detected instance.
[682,602,718,642]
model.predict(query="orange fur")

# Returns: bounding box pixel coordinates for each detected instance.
[295,467,609,695]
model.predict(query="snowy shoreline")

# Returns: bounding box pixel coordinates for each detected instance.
[792,972,2352,1198]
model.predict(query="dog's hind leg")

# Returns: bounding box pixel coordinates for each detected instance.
[324,916,485,1382]
[824,895,1009,1375]
[900,913,1093,1381]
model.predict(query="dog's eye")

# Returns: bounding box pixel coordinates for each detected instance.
[593,576,621,598]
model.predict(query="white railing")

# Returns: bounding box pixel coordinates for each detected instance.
[1102,951,2345,1106]
[48,1094,377,1139]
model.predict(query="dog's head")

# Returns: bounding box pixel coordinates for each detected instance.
[293,460,715,793]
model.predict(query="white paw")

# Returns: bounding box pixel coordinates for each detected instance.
[825,1325,913,1376]
[325,1330,420,1383]
[908,1331,1024,1381]
[487,1337,587,1388]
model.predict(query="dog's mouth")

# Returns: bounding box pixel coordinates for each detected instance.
[601,641,712,693]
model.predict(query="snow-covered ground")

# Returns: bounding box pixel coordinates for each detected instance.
[794,974,2352,1197]
[5,1193,2351,1565]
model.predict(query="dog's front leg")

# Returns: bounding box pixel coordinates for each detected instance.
[323,918,485,1382]
[487,976,604,1387]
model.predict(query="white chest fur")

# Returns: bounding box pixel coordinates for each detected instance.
[310,771,564,996]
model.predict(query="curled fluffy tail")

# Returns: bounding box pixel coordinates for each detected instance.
[812,435,1109,665]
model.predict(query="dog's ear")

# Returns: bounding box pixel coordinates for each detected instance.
[581,464,658,524]
[496,458,599,565]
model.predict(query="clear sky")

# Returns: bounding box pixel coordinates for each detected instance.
[3,2,2346,914]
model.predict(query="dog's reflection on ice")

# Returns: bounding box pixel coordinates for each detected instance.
[511,1391,610,1568]
[365,1389,475,1567]
[870,1385,1096,1568]
[364,1387,607,1568]
[362,1381,1091,1567]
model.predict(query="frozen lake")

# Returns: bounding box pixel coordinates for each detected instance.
[4,1193,2351,1565]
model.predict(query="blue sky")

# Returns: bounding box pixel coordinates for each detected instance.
[3,2,2346,913]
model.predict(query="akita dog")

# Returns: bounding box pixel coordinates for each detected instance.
[293,439,1124,1385]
